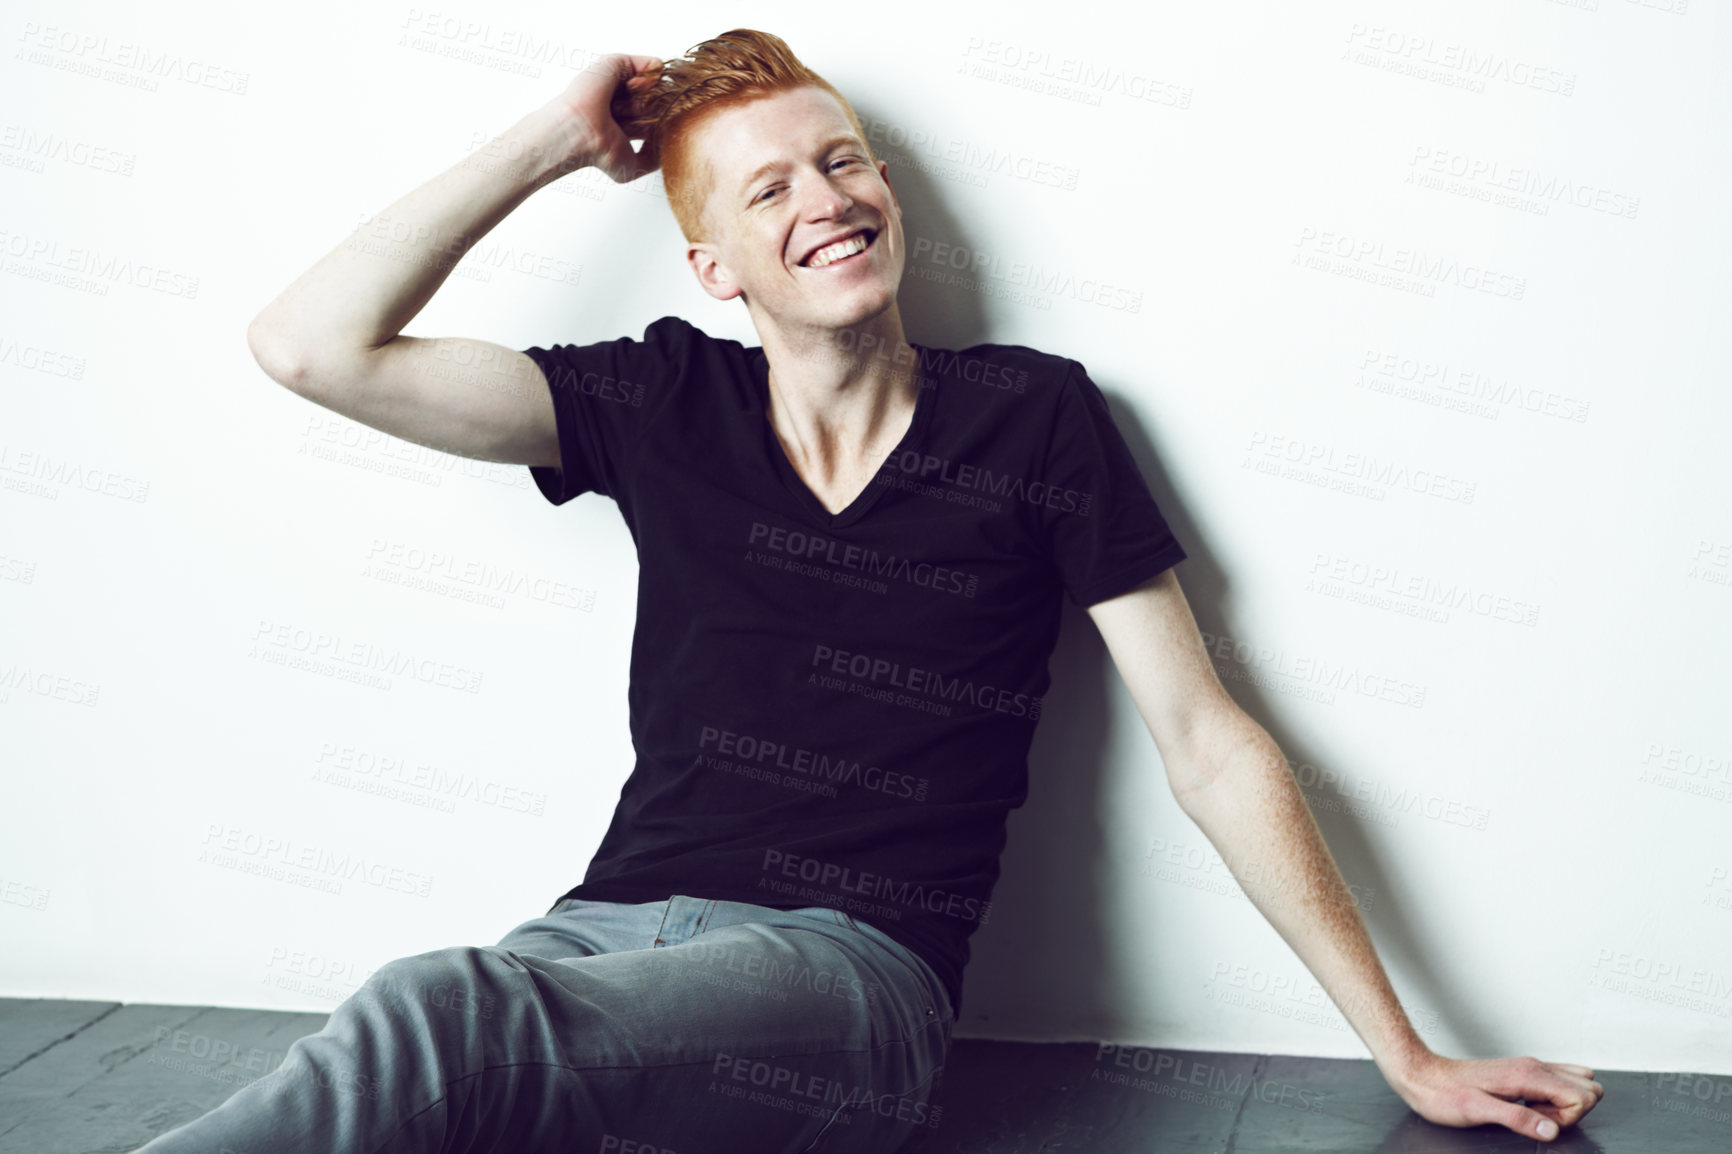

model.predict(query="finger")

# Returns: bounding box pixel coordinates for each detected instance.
[1476,1095,1561,1142]
[1512,1064,1600,1109]
[585,52,630,82]
[1528,1103,1570,1130]
[1545,1070,1600,1100]
[1548,1062,1595,1077]
[597,53,654,108]
[1532,1092,1603,1127]
[1529,1096,1593,1128]
[612,55,662,103]
[611,71,662,131]
[1522,1074,1603,1129]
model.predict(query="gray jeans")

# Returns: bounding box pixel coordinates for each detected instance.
[132,893,954,1153]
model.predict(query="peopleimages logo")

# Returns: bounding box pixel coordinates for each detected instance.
[877,450,1092,516]
[809,642,1043,720]
[749,522,979,598]
[698,725,929,802]
[710,1050,942,1128]
[761,849,990,925]
[819,327,1030,394]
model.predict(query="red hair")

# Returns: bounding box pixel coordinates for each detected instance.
[618,29,876,242]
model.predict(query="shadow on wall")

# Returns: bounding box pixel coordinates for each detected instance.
[862,105,1493,1053]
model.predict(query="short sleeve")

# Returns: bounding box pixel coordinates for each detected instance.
[1039,361,1186,607]
[520,315,690,505]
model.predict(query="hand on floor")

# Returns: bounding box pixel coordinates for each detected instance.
[1389,1051,1604,1141]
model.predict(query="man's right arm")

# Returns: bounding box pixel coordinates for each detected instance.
[244,54,663,469]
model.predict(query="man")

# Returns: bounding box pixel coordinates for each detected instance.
[149,28,1601,1154]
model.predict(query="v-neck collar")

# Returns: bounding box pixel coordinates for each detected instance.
[751,343,939,529]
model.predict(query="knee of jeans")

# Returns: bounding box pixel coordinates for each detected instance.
[363,945,514,1030]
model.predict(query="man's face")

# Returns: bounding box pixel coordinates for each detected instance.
[685,86,903,337]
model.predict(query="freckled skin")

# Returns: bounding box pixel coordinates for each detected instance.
[1088,568,1603,1140]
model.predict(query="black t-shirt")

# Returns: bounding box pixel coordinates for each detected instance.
[520,316,1186,1019]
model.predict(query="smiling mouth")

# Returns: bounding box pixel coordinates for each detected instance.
[800,229,878,269]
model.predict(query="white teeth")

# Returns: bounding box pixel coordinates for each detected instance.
[806,232,870,268]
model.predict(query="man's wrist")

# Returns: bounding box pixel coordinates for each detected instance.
[486,102,597,192]
[1336,992,1433,1091]
[1375,1033,1439,1094]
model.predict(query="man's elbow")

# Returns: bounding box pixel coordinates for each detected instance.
[246,314,308,393]
[1164,748,1222,813]
[1160,699,1272,810]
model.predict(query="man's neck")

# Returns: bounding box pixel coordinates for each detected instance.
[754,310,923,486]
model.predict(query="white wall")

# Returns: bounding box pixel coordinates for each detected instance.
[3,0,1727,1076]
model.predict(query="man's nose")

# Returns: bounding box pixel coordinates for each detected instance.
[801,175,853,219]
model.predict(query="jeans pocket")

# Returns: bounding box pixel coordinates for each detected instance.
[830,912,948,1032]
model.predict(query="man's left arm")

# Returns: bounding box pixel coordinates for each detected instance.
[1085,567,1603,1143]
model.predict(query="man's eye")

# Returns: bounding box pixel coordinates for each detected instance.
[755,159,862,203]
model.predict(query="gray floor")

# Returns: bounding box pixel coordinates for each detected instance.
[0,997,1719,1152]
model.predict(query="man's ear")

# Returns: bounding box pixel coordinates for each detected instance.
[686,242,743,302]
[877,159,900,220]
